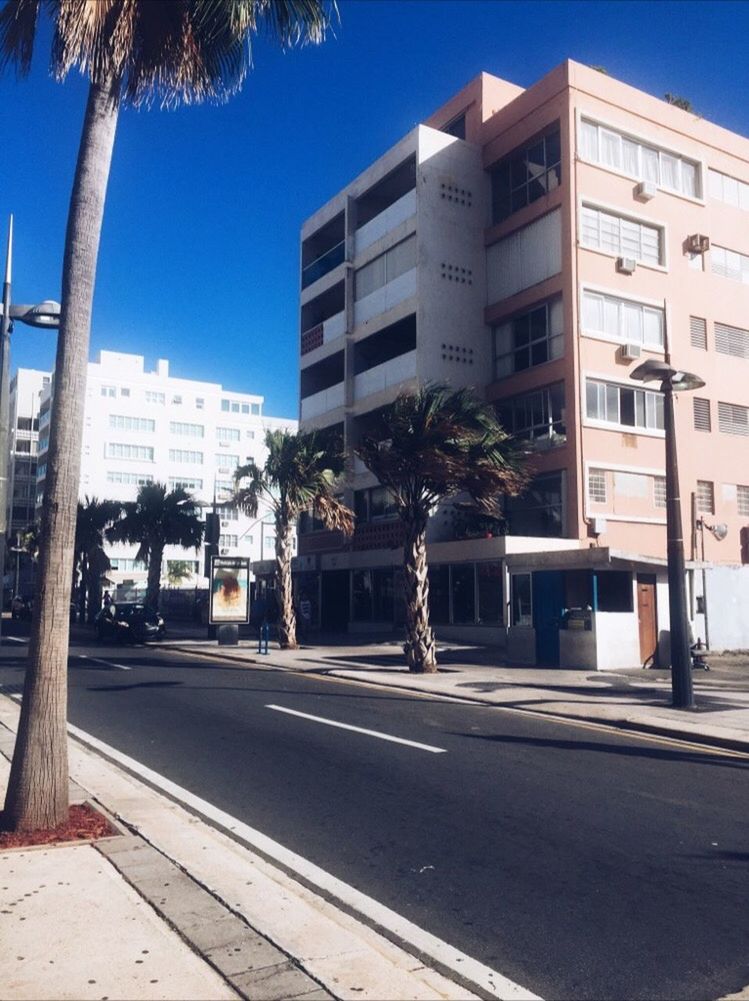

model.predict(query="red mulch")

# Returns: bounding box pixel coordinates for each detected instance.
[0,803,117,849]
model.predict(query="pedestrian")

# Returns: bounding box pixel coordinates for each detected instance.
[103,590,112,609]
[258,615,270,655]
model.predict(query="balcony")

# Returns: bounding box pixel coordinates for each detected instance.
[354,349,417,402]
[355,189,416,256]
[301,309,346,356]
[301,241,346,290]
[354,268,417,328]
[300,382,345,421]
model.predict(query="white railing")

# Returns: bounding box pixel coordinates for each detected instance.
[300,382,345,420]
[354,268,417,328]
[354,189,416,256]
[354,350,417,401]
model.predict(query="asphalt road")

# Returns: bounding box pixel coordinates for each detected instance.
[1,635,748,1001]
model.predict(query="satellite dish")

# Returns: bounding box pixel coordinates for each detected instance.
[709,523,728,542]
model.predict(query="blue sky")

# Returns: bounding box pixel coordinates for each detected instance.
[3,0,749,418]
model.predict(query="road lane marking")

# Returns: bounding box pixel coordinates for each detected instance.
[76,653,132,671]
[54,721,537,1000]
[266,704,447,753]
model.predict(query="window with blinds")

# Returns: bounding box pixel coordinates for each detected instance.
[582,289,664,348]
[708,168,749,210]
[580,204,663,266]
[718,401,749,435]
[696,481,715,514]
[690,316,707,350]
[738,485,749,517]
[354,235,416,301]
[693,398,711,432]
[715,322,749,360]
[711,245,749,284]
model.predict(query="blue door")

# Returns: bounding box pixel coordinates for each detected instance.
[533,571,565,666]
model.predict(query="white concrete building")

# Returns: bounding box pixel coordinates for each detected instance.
[35,351,296,592]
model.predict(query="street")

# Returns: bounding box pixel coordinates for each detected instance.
[1,636,748,1001]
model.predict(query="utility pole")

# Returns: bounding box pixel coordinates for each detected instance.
[0,216,14,614]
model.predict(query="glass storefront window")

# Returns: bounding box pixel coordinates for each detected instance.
[451,564,476,623]
[477,562,503,624]
[372,569,395,621]
[428,565,450,624]
[352,569,373,621]
[512,573,532,625]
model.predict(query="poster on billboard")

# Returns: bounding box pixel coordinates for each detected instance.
[209,556,251,624]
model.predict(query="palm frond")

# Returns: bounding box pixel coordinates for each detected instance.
[0,0,42,74]
[314,493,354,537]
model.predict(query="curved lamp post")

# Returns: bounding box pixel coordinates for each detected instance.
[630,358,705,709]
[0,216,60,624]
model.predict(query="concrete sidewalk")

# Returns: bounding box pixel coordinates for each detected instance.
[162,635,749,753]
[0,694,509,1001]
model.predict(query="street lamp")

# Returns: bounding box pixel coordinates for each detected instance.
[0,216,60,623]
[630,357,705,709]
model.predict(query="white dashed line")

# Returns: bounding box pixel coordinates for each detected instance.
[266,704,447,753]
[76,653,132,671]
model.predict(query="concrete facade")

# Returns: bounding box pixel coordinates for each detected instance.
[34,351,296,593]
[296,61,749,666]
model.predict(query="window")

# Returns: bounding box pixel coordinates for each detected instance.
[451,564,476,624]
[246,430,255,439]
[708,168,749,210]
[442,113,466,140]
[511,574,532,625]
[219,534,238,549]
[172,395,183,405]
[654,477,667,509]
[145,391,165,404]
[167,560,199,576]
[251,403,261,415]
[696,480,715,514]
[586,378,664,431]
[588,469,607,503]
[580,119,700,198]
[264,535,275,548]
[581,290,664,348]
[497,384,566,446]
[101,385,116,397]
[491,127,562,223]
[221,400,230,412]
[711,245,749,284]
[168,449,203,463]
[477,562,503,625]
[354,234,416,300]
[597,572,633,612]
[107,470,154,486]
[216,427,240,442]
[738,485,749,517]
[354,485,398,523]
[169,477,203,491]
[215,453,239,470]
[109,415,156,432]
[241,403,250,415]
[120,388,130,398]
[693,398,711,432]
[581,205,663,266]
[231,401,240,413]
[220,507,239,522]
[215,480,233,500]
[505,472,564,537]
[170,421,204,438]
[493,299,563,377]
[690,316,707,350]
[487,208,562,303]
[107,443,154,461]
[196,398,204,409]
[109,558,146,572]
[714,322,749,360]
[718,401,749,436]
[428,565,450,624]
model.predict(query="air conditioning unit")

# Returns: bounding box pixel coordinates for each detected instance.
[590,517,608,536]
[619,342,642,361]
[687,233,710,254]
[221,519,230,528]
[616,257,637,274]
[220,548,229,556]
[635,180,657,201]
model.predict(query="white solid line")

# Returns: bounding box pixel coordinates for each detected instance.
[76,653,132,672]
[4,636,27,644]
[266,703,447,754]
[64,722,539,1001]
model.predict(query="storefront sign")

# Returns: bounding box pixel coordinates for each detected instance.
[209,556,250,624]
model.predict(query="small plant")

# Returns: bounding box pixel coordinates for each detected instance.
[664,93,694,112]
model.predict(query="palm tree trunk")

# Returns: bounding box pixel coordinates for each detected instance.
[4,80,119,832]
[146,541,163,612]
[402,514,437,673]
[275,517,297,649]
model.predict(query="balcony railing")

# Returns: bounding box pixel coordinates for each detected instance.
[354,268,417,328]
[354,189,416,256]
[300,381,345,421]
[353,349,417,402]
[301,241,346,290]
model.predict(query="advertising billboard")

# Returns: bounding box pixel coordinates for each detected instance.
[209,556,251,625]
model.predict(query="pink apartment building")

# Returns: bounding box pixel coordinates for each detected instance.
[289,60,749,669]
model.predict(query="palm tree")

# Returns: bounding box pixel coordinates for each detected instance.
[356,384,527,674]
[0,0,335,832]
[74,497,122,623]
[108,483,203,612]
[234,429,353,648]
